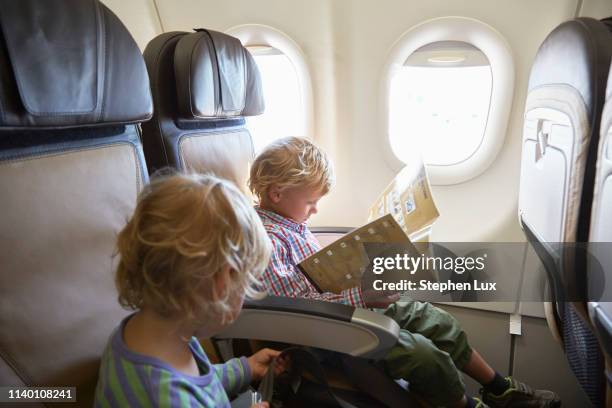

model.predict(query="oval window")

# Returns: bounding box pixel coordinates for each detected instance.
[389,41,492,166]
[382,17,514,185]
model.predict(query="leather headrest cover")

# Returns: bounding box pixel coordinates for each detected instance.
[528,18,612,119]
[0,0,152,128]
[174,29,264,119]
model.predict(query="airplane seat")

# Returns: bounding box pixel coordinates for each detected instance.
[518,17,612,407]
[588,18,612,404]
[0,0,152,406]
[141,29,262,191]
[142,29,347,240]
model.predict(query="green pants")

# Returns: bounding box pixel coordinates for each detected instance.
[381,301,473,407]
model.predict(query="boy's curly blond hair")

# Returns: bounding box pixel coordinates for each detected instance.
[248,137,334,202]
[115,173,271,324]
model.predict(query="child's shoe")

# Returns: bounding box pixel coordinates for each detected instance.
[481,377,561,408]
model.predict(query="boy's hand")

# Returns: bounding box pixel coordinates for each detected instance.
[247,348,289,381]
[251,403,269,408]
[362,289,400,308]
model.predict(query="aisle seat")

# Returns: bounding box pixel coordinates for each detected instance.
[0,0,153,406]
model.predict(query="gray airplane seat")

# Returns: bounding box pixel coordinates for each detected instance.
[0,0,152,406]
[518,17,612,407]
[588,17,612,407]
[142,29,263,192]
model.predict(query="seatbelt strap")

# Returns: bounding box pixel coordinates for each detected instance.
[258,347,358,408]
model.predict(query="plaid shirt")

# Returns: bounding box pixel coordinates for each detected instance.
[256,207,365,307]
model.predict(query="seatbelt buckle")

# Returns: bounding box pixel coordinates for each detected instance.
[251,390,263,405]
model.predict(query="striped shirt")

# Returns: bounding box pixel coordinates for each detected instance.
[94,315,251,407]
[256,207,365,307]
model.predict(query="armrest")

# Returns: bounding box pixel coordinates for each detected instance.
[309,226,354,234]
[310,226,354,247]
[214,296,400,358]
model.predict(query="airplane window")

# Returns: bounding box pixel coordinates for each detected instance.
[383,18,514,185]
[246,46,305,152]
[389,42,492,166]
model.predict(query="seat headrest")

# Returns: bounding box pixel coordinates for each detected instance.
[528,17,612,119]
[174,29,264,119]
[0,0,153,129]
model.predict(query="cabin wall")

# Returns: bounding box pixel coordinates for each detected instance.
[103,0,162,50]
[579,0,612,19]
[105,0,575,244]
[102,0,612,243]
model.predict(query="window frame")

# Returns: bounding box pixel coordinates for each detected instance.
[226,24,313,142]
[382,17,515,185]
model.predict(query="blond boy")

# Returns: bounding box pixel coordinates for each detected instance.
[95,173,286,408]
[249,137,560,408]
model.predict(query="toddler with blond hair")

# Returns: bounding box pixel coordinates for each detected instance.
[249,136,560,408]
[95,173,285,408]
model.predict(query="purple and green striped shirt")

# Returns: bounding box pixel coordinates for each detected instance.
[94,316,251,407]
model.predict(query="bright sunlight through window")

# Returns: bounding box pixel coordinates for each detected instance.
[389,47,492,166]
[247,46,304,152]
